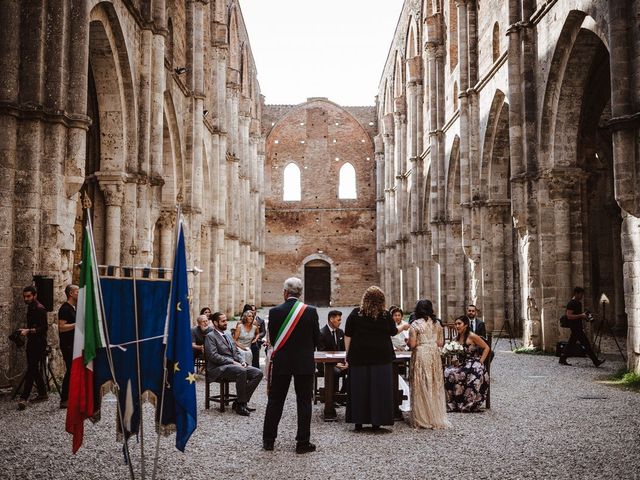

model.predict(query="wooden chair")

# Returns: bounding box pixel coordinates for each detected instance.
[444,323,457,342]
[205,372,237,412]
[485,333,493,409]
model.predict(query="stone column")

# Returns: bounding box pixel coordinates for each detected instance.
[98,178,125,267]
[158,210,176,269]
[548,174,577,349]
[621,210,640,372]
[199,223,211,307]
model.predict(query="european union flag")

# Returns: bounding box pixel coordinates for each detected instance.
[161,219,197,451]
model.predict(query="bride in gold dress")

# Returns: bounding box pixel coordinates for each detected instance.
[407,300,451,429]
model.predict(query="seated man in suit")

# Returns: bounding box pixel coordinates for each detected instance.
[205,312,263,416]
[317,310,348,401]
[466,304,487,339]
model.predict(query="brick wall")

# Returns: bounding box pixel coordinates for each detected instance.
[262,99,377,306]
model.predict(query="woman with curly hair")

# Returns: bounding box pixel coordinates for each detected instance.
[344,286,398,431]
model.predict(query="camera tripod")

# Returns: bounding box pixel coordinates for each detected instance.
[592,300,626,363]
[12,346,61,399]
[492,318,519,351]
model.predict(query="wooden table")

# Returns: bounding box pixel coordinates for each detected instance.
[314,351,411,421]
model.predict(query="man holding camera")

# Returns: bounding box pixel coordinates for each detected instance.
[17,285,49,410]
[559,286,605,367]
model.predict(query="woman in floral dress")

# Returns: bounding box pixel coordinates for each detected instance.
[444,316,491,412]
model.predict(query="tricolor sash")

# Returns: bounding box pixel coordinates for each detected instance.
[266,299,308,393]
[272,299,307,355]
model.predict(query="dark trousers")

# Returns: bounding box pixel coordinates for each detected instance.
[250,342,262,369]
[561,323,598,364]
[60,345,73,402]
[21,341,46,400]
[263,373,313,443]
[217,364,263,404]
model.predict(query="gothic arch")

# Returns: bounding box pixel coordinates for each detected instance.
[393,53,405,99]
[446,135,461,222]
[228,5,240,72]
[539,11,609,170]
[89,2,138,172]
[480,90,510,200]
[283,162,301,201]
[406,17,420,58]
[162,91,184,208]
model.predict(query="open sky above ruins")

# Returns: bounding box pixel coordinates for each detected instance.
[240,0,404,106]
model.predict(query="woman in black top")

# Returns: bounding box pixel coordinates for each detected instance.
[344,286,398,430]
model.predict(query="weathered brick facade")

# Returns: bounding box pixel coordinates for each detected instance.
[262,99,377,306]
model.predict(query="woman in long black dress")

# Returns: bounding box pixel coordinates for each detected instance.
[344,286,398,430]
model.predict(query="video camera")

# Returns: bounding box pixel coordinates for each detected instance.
[585,310,595,322]
[8,329,25,348]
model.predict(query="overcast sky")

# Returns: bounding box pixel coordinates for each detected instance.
[239,0,404,106]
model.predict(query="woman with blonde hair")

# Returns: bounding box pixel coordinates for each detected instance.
[233,309,258,365]
[344,286,398,431]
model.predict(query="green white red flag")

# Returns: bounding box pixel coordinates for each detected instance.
[65,222,106,453]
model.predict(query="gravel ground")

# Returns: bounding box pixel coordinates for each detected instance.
[0,335,638,480]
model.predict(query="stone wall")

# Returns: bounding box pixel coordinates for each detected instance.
[0,0,265,386]
[377,0,640,374]
[262,99,377,306]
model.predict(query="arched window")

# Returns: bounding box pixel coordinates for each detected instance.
[492,22,500,62]
[449,0,458,70]
[338,163,357,199]
[283,163,301,201]
[453,82,458,111]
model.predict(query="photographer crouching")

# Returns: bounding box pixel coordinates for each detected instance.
[559,286,605,368]
[17,285,49,410]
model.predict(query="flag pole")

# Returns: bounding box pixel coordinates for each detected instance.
[83,194,136,480]
[129,216,147,480]
[151,198,182,480]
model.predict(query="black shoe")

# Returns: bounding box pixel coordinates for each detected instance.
[263,440,274,451]
[295,442,316,454]
[594,359,606,367]
[559,359,572,366]
[245,405,256,412]
[354,424,363,432]
[59,400,68,409]
[32,394,49,403]
[235,404,250,416]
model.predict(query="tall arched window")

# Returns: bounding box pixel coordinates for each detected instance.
[449,0,458,70]
[492,22,500,62]
[338,163,357,199]
[283,163,301,201]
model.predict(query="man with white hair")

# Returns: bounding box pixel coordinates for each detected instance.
[263,277,320,454]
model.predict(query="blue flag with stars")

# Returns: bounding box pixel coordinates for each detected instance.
[160,219,197,451]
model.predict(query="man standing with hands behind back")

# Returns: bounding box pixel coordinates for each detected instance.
[263,277,320,454]
[58,284,78,409]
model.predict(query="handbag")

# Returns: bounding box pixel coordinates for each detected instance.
[559,315,570,328]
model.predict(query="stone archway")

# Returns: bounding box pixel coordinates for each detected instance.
[304,259,331,307]
[540,17,623,349]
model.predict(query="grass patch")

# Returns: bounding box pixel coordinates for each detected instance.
[513,346,554,356]
[606,368,640,391]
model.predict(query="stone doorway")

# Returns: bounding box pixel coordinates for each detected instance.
[304,259,331,307]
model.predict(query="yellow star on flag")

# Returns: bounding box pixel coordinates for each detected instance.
[185,372,196,384]
[174,362,180,373]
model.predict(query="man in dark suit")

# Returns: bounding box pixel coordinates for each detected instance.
[263,277,320,454]
[204,312,263,416]
[466,304,487,339]
[317,310,348,398]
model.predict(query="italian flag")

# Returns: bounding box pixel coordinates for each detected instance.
[65,224,106,453]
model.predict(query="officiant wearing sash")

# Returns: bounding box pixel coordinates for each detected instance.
[263,277,320,454]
